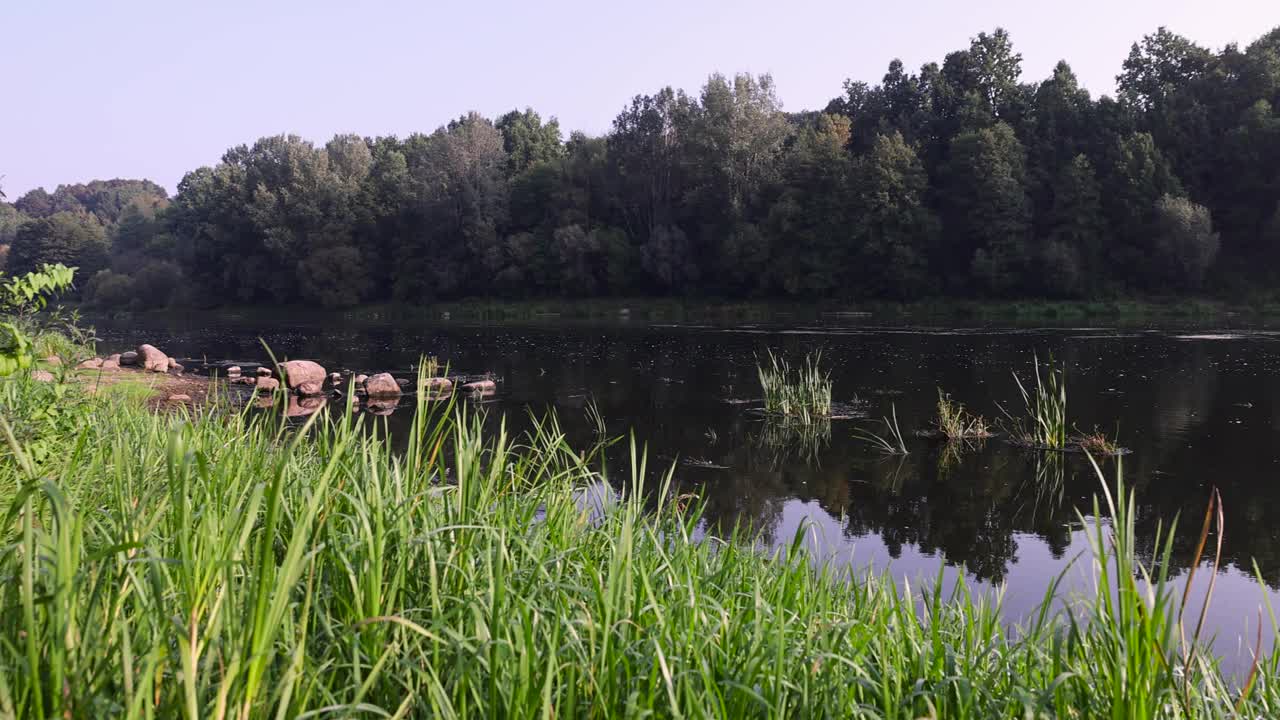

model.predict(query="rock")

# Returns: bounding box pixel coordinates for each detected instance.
[226,365,242,376]
[421,377,453,394]
[462,379,496,393]
[328,372,342,385]
[256,377,280,392]
[167,394,192,403]
[106,353,121,363]
[168,363,185,375]
[138,344,168,373]
[77,358,104,369]
[354,374,368,385]
[280,360,326,392]
[167,357,179,369]
[101,359,120,370]
[119,351,138,366]
[364,373,401,398]
[395,378,411,387]
[234,376,257,385]
[256,366,272,377]
[32,370,55,383]
[44,355,62,366]
[295,381,324,397]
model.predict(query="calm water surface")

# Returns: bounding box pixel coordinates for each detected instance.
[89,310,1280,671]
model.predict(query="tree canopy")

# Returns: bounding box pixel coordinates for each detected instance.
[5,25,1280,307]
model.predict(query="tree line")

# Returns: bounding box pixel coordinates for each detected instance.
[3,25,1279,308]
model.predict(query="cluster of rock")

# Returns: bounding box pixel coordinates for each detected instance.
[75,343,185,374]
[226,359,497,416]
[61,345,497,417]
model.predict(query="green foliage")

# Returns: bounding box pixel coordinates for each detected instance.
[6,212,107,282]
[1153,194,1221,290]
[0,263,76,375]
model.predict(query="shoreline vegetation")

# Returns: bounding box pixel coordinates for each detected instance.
[76,295,1280,326]
[3,347,1280,716]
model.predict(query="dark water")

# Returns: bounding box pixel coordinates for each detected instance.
[89,310,1280,670]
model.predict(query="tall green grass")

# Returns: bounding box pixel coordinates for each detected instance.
[757,351,832,424]
[1,369,1279,717]
[1003,354,1069,450]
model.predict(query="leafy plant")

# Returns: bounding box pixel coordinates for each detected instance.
[0,263,77,376]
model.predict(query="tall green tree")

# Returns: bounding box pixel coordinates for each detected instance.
[941,122,1032,294]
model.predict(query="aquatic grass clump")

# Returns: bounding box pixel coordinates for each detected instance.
[4,363,1280,716]
[1076,428,1123,456]
[757,350,832,424]
[935,389,992,440]
[1003,353,1069,450]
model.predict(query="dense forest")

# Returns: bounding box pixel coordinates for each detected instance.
[3,26,1280,308]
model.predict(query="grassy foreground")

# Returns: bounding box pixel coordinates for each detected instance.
[1,373,1279,718]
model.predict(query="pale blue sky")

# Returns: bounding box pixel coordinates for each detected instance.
[3,0,1278,197]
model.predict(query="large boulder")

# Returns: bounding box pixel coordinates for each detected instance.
[280,360,326,393]
[364,373,401,398]
[138,344,168,373]
[119,351,138,366]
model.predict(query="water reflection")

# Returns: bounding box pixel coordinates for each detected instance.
[88,311,1280,657]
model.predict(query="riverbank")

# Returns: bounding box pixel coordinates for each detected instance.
[2,357,1279,717]
[85,295,1280,328]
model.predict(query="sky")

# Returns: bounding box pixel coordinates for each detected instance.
[2,0,1278,198]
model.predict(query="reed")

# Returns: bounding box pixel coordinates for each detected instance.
[0,365,1277,718]
[855,403,910,455]
[1003,353,1069,450]
[757,350,832,424]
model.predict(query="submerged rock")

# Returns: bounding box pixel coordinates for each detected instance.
[256,366,272,377]
[421,377,453,394]
[256,377,280,392]
[365,373,401,398]
[226,365,242,376]
[462,379,496,393]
